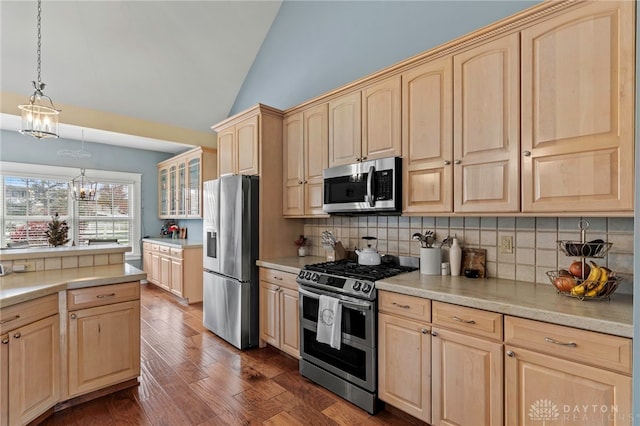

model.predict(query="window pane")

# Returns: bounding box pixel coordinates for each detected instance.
[6,220,49,246]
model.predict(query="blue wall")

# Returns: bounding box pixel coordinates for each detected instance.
[0,129,172,252]
[231,0,541,114]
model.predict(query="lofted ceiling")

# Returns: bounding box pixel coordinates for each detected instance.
[0,0,282,153]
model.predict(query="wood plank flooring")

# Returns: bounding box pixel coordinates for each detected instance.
[41,283,426,425]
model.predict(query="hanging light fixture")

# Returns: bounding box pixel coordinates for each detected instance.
[19,0,60,139]
[70,169,97,201]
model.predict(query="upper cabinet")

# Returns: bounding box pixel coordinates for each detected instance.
[157,146,217,219]
[217,115,259,176]
[283,104,328,217]
[453,33,521,214]
[521,0,635,213]
[328,75,401,167]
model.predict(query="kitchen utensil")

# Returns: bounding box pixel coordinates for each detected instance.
[356,236,381,265]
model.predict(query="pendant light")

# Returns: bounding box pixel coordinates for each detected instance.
[19,0,60,139]
[70,169,97,201]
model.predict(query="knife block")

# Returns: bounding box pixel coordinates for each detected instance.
[334,242,348,260]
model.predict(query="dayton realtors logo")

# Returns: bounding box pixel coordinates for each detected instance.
[529,399,560,424]
[529,399,625,423]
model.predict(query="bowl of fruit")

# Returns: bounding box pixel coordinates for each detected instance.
[547,260,621,300]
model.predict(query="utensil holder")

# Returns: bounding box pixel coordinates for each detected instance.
[420,247,442,275]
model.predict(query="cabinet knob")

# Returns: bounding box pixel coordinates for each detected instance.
[303,180,307,184]
[1,338,8,344]
[421,328,429,334]
[361,156,367,161]
[13,332,21,339]
[273,276,283,281]
[443,160,451,166]
[454,159,461,165]
[431,331,438,337]
[506,350,515,357]
[522,150,531,157]
[298,180,303,184]
[70,313,77,320]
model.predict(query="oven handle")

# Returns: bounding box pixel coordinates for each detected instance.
[298,287,372,311]
[366,165,375,207]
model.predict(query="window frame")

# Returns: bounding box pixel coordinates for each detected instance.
[1,161,142,258]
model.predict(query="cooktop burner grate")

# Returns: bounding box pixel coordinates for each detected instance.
[304,259,417,282]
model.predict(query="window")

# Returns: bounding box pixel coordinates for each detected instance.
[1,162,141,257]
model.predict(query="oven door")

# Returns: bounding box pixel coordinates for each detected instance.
[298,285,376,392]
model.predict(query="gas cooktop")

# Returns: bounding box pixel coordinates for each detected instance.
[304,259,417,282]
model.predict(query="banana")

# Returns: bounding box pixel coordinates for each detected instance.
[585,267,610,297]
[582,261,602,291]
[570,282,587,296]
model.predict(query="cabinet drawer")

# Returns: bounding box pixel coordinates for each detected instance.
[0,293,58,334]
[259,268,298,291]
[150,244,160,252]
[379,291,430,323]
[432,301,503,341]
[159,245,170,254]
[68,282,140,311]
[170,248,183,258]
[504,316,631,374]
[143,242,152,251]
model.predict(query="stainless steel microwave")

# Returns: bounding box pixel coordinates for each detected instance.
[323,156,401,214]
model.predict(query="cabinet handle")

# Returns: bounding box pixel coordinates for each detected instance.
[431,331,438,337]
[273,276,283,281]
[96,293,116,299]
[452,316,476,325]
[544,337,577,347]
[70,313,77,319]
[421,328,429,334]
[506,350,515,357]
[392,302,410,309]
[454,159,461,165]
[522,150,531,157]
[13,332,21,339]
[443,160,451,166]
[1,338,8,344]
[361,156,367,161]
[0,315,20,325]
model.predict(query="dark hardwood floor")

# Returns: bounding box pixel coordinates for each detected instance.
[41,283,426,425]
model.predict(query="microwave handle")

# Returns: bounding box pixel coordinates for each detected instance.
[366,165,375,207]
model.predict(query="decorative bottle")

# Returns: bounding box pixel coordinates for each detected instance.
[449,237,462,276]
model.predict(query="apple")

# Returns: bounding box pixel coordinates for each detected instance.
[554,276,577,292]
[569,261,590,279]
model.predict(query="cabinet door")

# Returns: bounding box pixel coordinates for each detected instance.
[170,258,183,297]
[402,57,453,214]
[217,127,236,176]
[362,75,402,161]
[142,244,152,277]
[68,301,140,398]
[431,326,503,426]
[187,156,202,218]
[521,1,634,212]
[8,314,60,426]
[259,282,280,347]
[1,334,7,426]
[304,104,329,216]
[283,112,305,216]
[280,287,299,358]
[378,313,431,423]
[237,115,260,175]
[159,256,171,291]
[168,164,178,216]
[150,252,160,284]
[505,345,631,426]
[158,167,169,218]
[453,33,520,213]
[329,91,362,167]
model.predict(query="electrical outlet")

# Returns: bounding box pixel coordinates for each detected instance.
[14,261,35,272]
[500,236,513,254]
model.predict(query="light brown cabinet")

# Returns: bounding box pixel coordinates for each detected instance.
[504,316,632,425]
[402,57,453,214]
[521,0,635,213]
[378,292,431,423]
[142,241,203,303]
[328,75,401,167]
[216,115,259,176]
[258,268,299,359]
[67,282,141,398]
[157,146,217,218]
[0,294,60,426]
[283,104,328,217]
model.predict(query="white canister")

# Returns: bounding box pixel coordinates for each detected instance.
[420,247,442,275]
[449,237,462,276]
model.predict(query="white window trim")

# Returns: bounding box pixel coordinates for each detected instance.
[0,161,142,258]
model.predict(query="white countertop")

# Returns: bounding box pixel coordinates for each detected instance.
[0,264,146,308]
[0,244,131,261]
[142,237,203,248]
[256,257,633,338]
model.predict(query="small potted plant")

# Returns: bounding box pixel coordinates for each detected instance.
[169,224,180,239]
[294,235,309,257]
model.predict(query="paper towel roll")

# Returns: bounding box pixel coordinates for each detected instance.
[420,247,442,275]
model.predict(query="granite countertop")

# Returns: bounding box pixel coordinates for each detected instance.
[256,257,633,338]
[0,264,146,308]
[142,237,203,249]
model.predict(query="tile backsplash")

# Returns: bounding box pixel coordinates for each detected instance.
[303,216,634,293]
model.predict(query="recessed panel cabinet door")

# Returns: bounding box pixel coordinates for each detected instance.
[453,33,520,213]
[362,75,402,161]
[280,287,299,358]
[237,115,260,175]
[304,104,328,216]
[521,1,634,213]
[402,57,453,214]
[217,128,235,177]
[283,112,304,216]
[0,333,7,426]
[329,91,362,167]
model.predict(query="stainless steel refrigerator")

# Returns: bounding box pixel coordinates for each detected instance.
[202,175,259,349]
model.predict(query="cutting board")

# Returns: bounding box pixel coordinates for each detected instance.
[461,248,487,278]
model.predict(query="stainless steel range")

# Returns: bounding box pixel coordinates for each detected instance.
[296,258,417,414]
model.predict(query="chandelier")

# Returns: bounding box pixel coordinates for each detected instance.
[18,0,60,139]
[70,169,97,201]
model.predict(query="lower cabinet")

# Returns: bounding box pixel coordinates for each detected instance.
[143,241,203,303]
[0,294,60,426]
[67,282,141,398]
[258,268,299,358]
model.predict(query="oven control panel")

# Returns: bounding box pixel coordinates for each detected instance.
[297,269,375,300]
